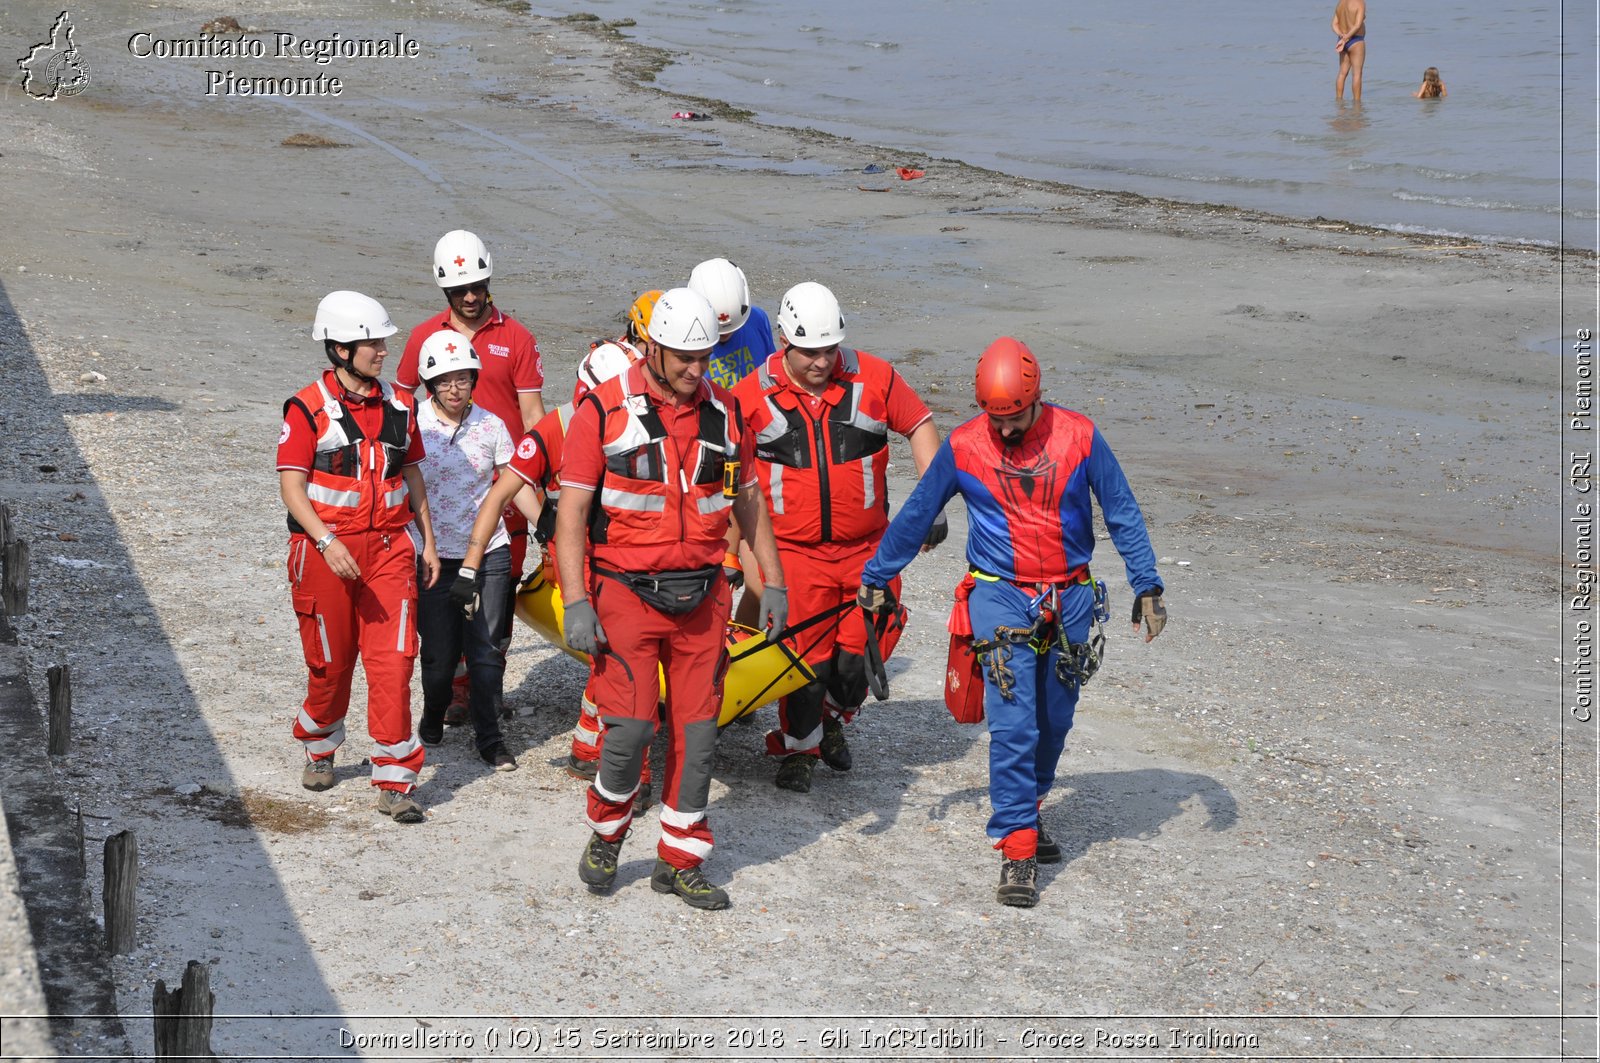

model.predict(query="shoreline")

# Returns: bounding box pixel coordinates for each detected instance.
[0,0,1590,1056]
[539,7,1588,256]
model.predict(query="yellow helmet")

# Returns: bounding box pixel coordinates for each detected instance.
[627,289,663,344]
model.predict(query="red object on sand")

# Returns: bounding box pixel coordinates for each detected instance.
[896,167,926,180]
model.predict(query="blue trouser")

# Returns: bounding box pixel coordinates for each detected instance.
[418,547,510,754]
[968,577,1093,841]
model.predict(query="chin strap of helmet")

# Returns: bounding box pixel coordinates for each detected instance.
[645,343,673,393]
[328,343,379,387]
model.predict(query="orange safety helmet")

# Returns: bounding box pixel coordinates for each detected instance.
[627,289,663,344]
[974,337,1041,415]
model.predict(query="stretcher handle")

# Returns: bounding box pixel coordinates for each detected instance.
[724,600,854,716]
[861,605,890,701]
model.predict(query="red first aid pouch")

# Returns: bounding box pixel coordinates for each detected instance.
[944,573,983,723]
[944,633,985,724]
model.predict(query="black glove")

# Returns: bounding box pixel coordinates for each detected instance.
[921,512,949,552]
[1132,589,1167,641]
[759,585,788,640]
[856,583,897,616]
[723,552,744,589]
[450,566,481,620]
[564,598,606,655]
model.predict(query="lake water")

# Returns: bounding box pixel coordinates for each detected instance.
[530,0,1596,250]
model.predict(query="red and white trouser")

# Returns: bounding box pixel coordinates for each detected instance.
[554,546,653,783]
[288,531,424,791]
[767,538,904,756]
[570,681,653,785]
[585,576,728,869]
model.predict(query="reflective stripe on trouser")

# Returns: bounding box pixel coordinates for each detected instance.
[967,577,1090,840]
[768,676,825,756]
[585,577,728,866]
[502,503,528,647]
[288,531,424,790]
[570,678,653,782]
[585,716,651,840]
[571,686,604,761]
[658,801,713,868]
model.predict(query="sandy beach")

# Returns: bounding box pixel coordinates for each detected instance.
[0,0,1594,1059]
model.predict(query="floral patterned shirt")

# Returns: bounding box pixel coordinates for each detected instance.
[416,398,514,559]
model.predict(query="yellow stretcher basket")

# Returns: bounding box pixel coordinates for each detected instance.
[513,562,816,727]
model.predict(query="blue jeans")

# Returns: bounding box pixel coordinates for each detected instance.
[418,547,510,754]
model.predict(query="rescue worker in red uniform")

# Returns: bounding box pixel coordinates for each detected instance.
[556,287,789,910]
[859,338,1167,907]
[278,291,441,823]
[395,231,546,723]
[731,281,945,794]
[459,336,648,797]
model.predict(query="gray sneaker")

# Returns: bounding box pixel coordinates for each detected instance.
[375,787,425,824]
[997,857,1039,908]
[301,755,335,792]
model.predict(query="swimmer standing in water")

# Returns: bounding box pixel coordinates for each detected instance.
[1332,0,1367,101]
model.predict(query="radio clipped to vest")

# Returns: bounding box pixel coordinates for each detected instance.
[722,460,740,499]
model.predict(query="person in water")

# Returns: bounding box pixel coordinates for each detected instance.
[1414,67,1446,99]
[1332,0,1367,101]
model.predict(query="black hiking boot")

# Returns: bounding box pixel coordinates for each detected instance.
[774,753,817,793]
[819,717,853,772]
[1036,824,1062,864]
[578,832,622,893]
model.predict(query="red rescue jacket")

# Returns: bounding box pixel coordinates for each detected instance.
[734,348,900,545]
[283,377,416,535]
[582,370,740,556]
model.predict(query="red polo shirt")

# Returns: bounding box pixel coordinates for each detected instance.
[396,306,544,434]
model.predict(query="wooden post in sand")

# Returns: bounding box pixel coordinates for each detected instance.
[47,663,71,755]
[102,830,137,955]
[0,503,16,641]
[2,538,28,616]
[152,960,216,1060]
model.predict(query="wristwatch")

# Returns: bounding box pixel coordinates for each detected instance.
[315,532,337,553]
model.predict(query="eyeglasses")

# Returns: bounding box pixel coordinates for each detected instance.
[433,378,473,392]
[445,282,489,299]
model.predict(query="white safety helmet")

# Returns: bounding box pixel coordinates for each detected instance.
[312,290,398,344]
[776,281,845,349]
[577,342,640,393]
[417,331,482,383]
[646,287,720,353]
[433,229,493,288]
[687,258,752,336]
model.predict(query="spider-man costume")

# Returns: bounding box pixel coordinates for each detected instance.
[861,403,1163,848]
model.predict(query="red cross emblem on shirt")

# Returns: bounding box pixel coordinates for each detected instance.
[453,256,466,267]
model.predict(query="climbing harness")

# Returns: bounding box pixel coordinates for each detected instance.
[969,573,1111,700]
